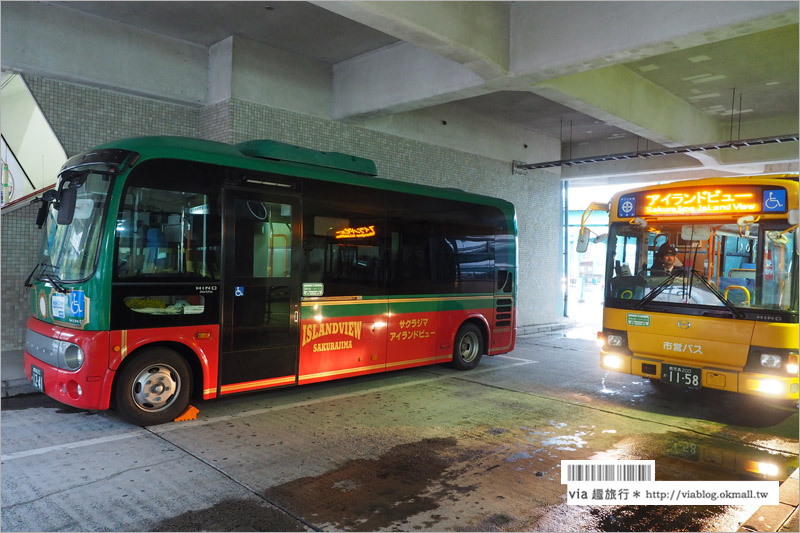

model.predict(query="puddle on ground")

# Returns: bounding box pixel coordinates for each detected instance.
[150,498,307,532]
[595,430,799,483]
[595,504,753,532]
[533,501,755,532]
[531,430,798,531]
[264,437,475,531]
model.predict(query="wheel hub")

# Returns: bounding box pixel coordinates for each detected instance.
[131,365,180,412]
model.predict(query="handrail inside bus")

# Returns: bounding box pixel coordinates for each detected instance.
[724,285,751,305]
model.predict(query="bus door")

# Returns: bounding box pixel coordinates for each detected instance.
[220,190,301,395]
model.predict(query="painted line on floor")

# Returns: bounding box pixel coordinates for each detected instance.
[154,360,534,434]
[1,360,534,459]
[1,430,149,462]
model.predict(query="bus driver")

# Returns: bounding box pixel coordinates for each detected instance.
[652,243,678,275]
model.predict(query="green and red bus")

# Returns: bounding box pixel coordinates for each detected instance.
[24,136,517,425]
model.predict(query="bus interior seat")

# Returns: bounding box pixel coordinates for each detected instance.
[718,262,755,304]
[610,275,645,299]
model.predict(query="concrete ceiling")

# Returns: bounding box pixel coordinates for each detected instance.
[53,1,401,64]
[39,1,800,180]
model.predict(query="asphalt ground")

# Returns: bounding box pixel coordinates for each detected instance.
[1,328,797,532]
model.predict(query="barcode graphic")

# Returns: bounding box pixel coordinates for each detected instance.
[561,460,655,483]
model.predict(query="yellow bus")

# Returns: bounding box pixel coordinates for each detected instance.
[579,176,798,400]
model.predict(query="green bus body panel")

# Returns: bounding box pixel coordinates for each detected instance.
[90,137,515,218]
[33,137,517,331]
[236,140,377,176]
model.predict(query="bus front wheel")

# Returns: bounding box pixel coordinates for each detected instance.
[451,323,484,370]
[112,348,192,426]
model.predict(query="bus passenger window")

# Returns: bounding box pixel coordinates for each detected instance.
[115,187,220,279]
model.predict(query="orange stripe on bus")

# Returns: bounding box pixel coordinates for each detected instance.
[220,375,296,394]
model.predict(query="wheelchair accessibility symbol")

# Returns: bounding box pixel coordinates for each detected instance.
[69,290,85,319]
[235,286,245,297]
[763,190,786,213]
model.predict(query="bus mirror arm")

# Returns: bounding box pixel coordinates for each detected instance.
[576,202,609,253]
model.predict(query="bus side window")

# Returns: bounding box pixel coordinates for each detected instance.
[497,270,513,293]
[115,187,220,280]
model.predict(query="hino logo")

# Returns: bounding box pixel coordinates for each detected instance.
[677,320,691,329]
[195,285,218,294]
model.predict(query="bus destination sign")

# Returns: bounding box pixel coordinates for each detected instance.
[618,186,787,217]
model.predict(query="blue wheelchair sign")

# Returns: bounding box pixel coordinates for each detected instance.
[763,190,786,213]
[235,286,245,297]
[69,290,85,319]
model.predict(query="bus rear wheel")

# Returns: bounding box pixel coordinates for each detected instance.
[451,323,484,370]
[113,348,192,426]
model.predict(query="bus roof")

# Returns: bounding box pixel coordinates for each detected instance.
[87,136,515,213]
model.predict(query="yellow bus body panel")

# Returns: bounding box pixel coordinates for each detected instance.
[752,322,799,348]
[602,308,799,400]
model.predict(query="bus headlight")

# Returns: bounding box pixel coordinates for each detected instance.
[596,332,605,348]
[62,344,85,370]
[760,354,783,369]
[746,347,799,377]
[752,379,785,395]
[602,354,624,370]
[756,462,779,477]
[787,355,799,375]
[607,334,624,347]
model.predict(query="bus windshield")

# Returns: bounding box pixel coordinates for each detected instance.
[606,220,797,314]
[35,168,115,283]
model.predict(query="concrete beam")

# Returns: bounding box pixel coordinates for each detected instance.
[1,2,207,106]
[315,1,510,79]
[355,101,560,164]
[331,42,488,120]
[510,2,798,78]
[226,36,332,117]
[327,1,796,122]
[531,64,727,147]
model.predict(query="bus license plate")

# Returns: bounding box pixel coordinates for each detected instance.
[31,365,44,393]
[661,364,701,389]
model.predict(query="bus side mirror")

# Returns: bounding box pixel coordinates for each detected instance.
[57,186,77,225]
[576,227,590,253]
[35,190,57,228]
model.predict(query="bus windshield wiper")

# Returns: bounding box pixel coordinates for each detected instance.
[30,262,69,294]
[23,262,58,288]
[24,263,41,288]
[42,271,69,293]
[635,270,682,309]
[687,269,743,318]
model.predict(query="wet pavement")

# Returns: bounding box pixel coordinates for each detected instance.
[1,326,797,532]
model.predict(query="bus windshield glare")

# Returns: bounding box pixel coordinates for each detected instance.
[606,220,797,313]
[35,168,115,283]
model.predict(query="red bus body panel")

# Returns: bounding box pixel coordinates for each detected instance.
[25,299,515,409]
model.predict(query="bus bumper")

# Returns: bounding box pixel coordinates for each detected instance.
[24,317,115,410]
[602,352,799,401]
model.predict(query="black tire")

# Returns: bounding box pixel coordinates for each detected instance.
[451,323,484,370]
[112,347,192,426]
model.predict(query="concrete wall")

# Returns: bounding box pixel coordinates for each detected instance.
[0,76,564,353]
